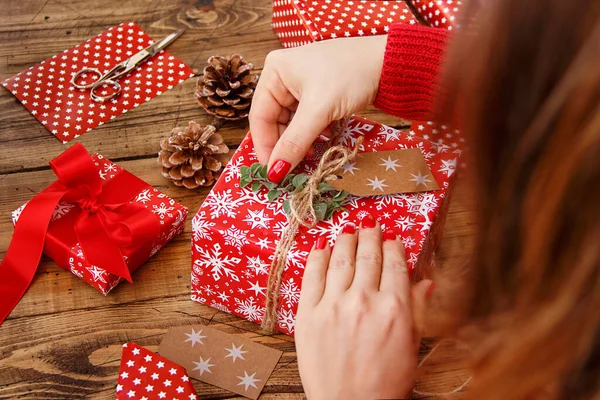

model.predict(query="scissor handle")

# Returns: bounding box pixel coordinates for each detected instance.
[71,67,104,89]
[89,79,122,103]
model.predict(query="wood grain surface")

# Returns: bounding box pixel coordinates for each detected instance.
[0,0,475,398]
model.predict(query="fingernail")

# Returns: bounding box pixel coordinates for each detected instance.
[383,229,396,241]
[361,213,377,229]
[267,159,291,183]
[315,235,327,250]
[341,224,356,234]
[426,281,436,298]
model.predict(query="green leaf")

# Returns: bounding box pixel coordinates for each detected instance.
[251,181,263,192]
[292,174,309,188]
[333,190,349,202]
[318,182,336,193]
[281,174,295,187]
[283,199,292,215]
[240,175,252,188]
[240,165,250,177]
[314,202,327,221]
[259,165,268,179]
[264,183,278,191]
[250,163,262,176]
[267,189,282,202]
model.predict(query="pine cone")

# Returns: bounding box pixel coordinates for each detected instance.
[195,54,258,120]
[158,121,229,189]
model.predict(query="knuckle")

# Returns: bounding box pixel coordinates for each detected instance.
[264,49,282,65]
[279,137,305,158]
[385,260,408,274]
[356,252,383,267]
[328,257,354,271]
[381,296,404,316]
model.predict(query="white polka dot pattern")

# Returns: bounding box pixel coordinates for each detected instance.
[272,0,419,48]
[1,22,195,143]
[407,0,463,30]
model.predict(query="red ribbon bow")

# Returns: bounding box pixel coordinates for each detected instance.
[0,144,160,325]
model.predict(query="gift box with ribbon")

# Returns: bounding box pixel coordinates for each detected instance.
[407,0,463,30]
[190,116,462,335]
[272,0,419,48]
[0,144,188,325]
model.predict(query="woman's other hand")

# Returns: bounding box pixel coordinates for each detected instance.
[295,215,434,399]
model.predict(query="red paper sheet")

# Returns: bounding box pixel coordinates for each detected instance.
[1,22,194,143]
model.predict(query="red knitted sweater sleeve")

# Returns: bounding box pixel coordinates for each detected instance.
[374,23,450,120]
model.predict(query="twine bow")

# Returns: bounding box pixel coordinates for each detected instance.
[261,130,363,333]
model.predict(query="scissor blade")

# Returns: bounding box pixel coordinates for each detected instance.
[145,30,184,56]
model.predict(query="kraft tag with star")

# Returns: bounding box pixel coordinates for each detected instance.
[329,149,440,196]
[158,325,282,399]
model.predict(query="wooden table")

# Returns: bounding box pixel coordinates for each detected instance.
[0,0,474,398]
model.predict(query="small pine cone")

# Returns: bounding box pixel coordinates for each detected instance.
[195,54,258,120]
[158,121,229,189]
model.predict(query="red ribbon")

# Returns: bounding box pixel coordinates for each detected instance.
[0,144,160,325]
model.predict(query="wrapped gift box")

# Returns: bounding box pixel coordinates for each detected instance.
[273,0,419,48]
[11,151,188,295]
[407,0,463,30]
[191,116,462,335]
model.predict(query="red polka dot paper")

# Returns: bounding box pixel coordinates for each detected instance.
[1,22,194,143]
[190,116,463,336]
[408,0,463,30]
[273,0,418,48]
[117,343,199,400]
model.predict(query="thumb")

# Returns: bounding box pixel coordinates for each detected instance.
[411,279,435,346]
[266,98,332,183]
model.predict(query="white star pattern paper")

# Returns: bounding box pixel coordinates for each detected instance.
[407,0,463,30]
[272,0,419,48]
[117,343,198,400]
[190,116,463,336]
[1,22,194,143]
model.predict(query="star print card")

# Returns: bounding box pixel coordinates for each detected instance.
[1,22,194,143]
[11,152,188,295]
[117,343,199,400]
[190,116,463,335]
[272,0,419,48]
[158,325,282,399]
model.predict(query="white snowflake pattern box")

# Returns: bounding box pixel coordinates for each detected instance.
[11,154,188,295]
[191,116,462,335]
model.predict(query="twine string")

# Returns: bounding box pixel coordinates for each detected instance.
[260,127,362,333]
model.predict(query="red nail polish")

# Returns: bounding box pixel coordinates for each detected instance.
[315,236,327,250]
[268,159,291,183]
[341,224,356,234]
[361,214,377,229]
[426,282,436,298]
[383,229,396,241]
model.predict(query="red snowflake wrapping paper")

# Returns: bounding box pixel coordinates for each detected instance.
[191,116,462,335]
[1,22,194,143]
[272,0,418,48]
[407,0,463,30]
[12,155,188,295]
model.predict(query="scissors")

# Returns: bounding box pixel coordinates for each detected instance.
[71,29,184,103]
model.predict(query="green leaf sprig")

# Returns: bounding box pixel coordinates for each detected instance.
[240,162,350,221]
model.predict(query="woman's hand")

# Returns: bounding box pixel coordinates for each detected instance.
[249,36,387,183]
[295,215,434,400]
